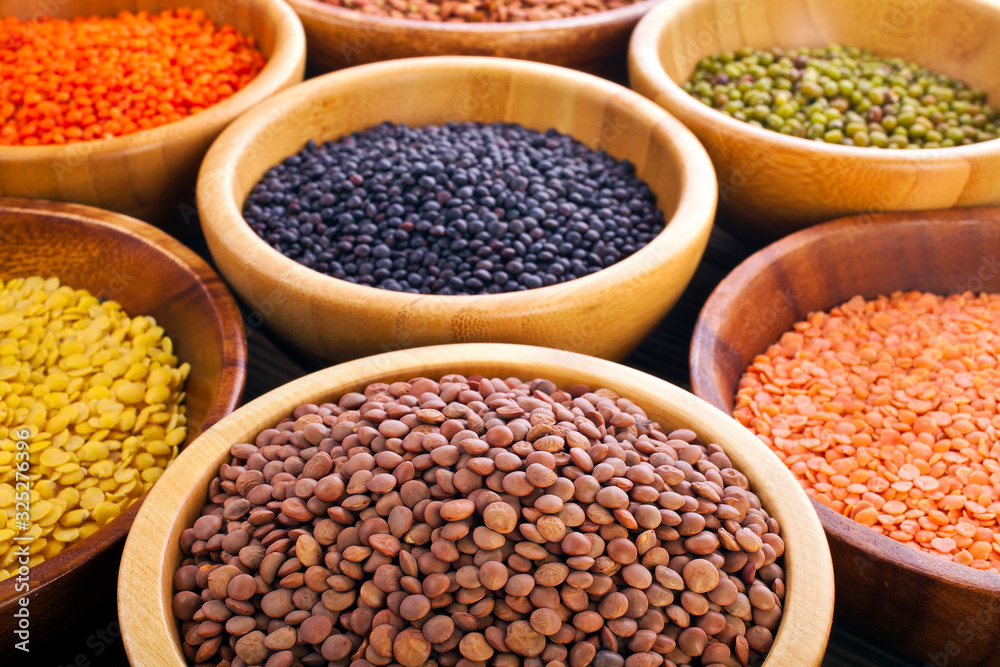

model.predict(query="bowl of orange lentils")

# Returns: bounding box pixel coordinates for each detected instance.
[0,0,305,228]
[690,207,1000,667]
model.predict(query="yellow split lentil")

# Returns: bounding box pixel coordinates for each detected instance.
[0,276,189,580]
[734,291,1000,572]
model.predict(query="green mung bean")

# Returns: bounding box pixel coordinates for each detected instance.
[684,44,998,149]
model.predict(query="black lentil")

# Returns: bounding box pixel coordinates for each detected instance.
[243,121,665,295]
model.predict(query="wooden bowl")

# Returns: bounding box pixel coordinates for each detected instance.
[0,0,305,230]
[287,0,660,80]
[628,0,1000,239]
[690,208,1000,666]
[197,56,718,363]
[0,198,247,658]
[118,342,834,666]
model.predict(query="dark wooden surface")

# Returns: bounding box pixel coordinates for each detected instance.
[26,224,923,667]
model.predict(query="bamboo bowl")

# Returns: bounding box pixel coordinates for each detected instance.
[0,0,305,229]
[690,208,1000,666]
[0,198,246,658]
[119,342,834,666]
[628,0,1000,238]
[287,0,660,80]
[197,56,718,363]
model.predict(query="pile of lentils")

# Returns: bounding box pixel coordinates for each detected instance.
[0,9,265,145]
[173,375,786,667]
[319,0,642,22]
[735,291,1000,572]
[684,44,998,148]
[243,122,664,295]
[0,276,188,578]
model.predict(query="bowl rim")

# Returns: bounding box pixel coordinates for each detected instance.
[118,342,834,667]
[689,207,1000,591]
[0,0,305,157]
[197,55,719,305]
[287,0,661,34]
[0,197,247,607]
[628,0,1000,163]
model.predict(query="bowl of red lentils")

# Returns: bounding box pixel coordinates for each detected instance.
[0,0,305,228]
[691,208,1000,666]
[629,0,1000,238]
[286,0,660,79]
[119,343,834,667]
[0,197,246,656]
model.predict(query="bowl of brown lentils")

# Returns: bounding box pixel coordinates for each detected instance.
[196,56,718,363]
[118,342,834,667]
[286,0,661,79]
[628,0,1000,238]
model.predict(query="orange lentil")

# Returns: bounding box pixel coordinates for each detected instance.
[735,291,1000,573]
[0,9,265,145]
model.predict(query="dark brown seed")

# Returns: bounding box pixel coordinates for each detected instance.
[506,620,547,657]
[459,632,495,661]
[399,594,431,621]
[235,630,268,664]
[264,625,297,651]
[299,614,333,645]
[530,607,562,636]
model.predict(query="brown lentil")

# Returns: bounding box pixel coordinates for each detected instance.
[174,374,784,666]
[735,291,1000,572]
[321,0,643,22]
[0,276,188,579]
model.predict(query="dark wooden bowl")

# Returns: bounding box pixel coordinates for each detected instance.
[690,208,1000,667]
[0,198,247,659]
[286,0,661,79]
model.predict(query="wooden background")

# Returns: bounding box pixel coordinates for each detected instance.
[29,224,925,667]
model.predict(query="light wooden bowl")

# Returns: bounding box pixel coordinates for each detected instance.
[0,0,305,229]
[690,208,1000,666]
[198,56,718,363]
[287,0,660,80]
[0,198,247,659]
[119,342,834,666]
[628,0,1000,239]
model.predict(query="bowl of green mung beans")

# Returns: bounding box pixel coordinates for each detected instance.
[628,0,1000,239]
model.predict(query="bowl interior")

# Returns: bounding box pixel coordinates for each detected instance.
[216,58,697,232]
[120,344,833,667]
[650,0,1000,100]
[1,0,283,57]
[0,200,245,442]
[691,208,1000,413]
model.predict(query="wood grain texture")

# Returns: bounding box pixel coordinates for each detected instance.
[628,0,1000,238]
[0,0,305,229]
[690,208,1000,667]
[198,56,718,363]
[0,198,247,659]
[287,0,660,79]
[118,342,834,666]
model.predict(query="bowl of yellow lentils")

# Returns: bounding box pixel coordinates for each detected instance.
[0,198,246,652]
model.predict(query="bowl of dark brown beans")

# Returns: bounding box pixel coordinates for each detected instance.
[196,56,718,362]
[118,343,834,667]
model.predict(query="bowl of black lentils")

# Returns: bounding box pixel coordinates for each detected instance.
[628,0,1000,238]
[197,56,718,362]
[118,343,835,667]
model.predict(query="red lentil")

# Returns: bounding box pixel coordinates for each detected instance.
[0,9,265,146]
[734,291,1000,573]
